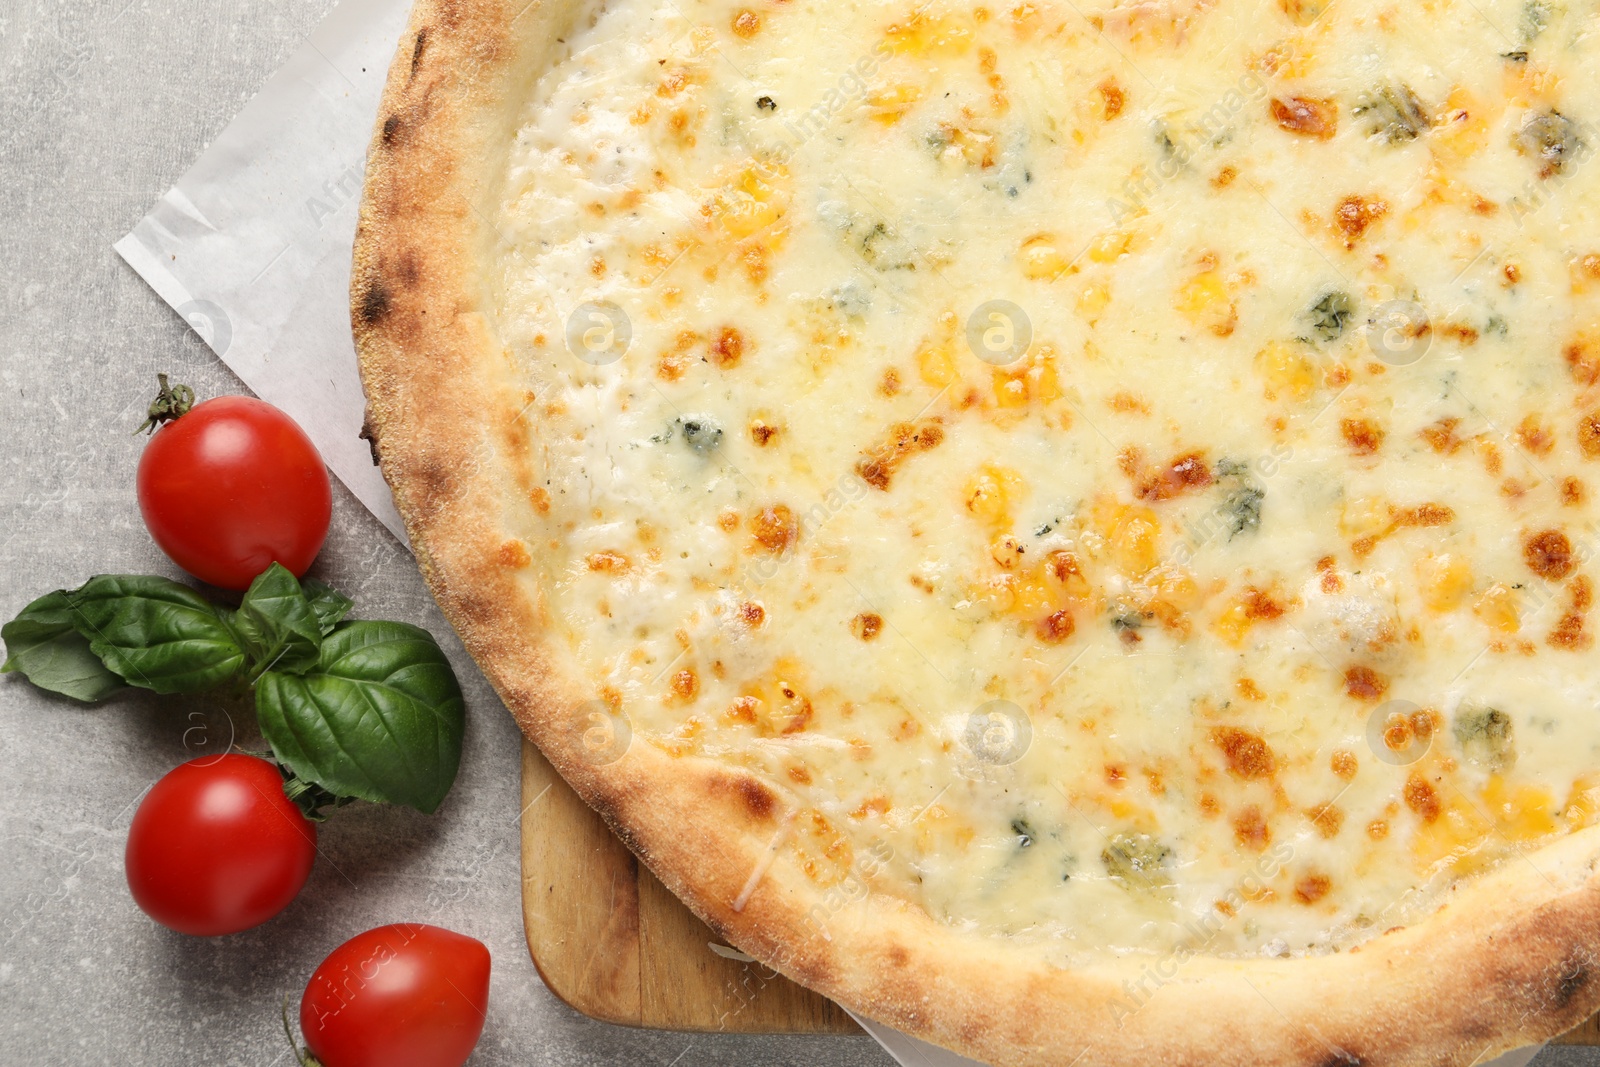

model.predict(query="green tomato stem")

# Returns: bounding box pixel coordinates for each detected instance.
[281,995,322,1067]
[135,373,196,435]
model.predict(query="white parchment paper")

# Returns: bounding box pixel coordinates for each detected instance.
[111,2,1546,1065]
[115,0,409,542]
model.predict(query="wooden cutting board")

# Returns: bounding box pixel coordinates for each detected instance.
[518,740,859,1033]
[520,738,1600,1044]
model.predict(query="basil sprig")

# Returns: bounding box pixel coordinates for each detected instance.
[1,565,463,815]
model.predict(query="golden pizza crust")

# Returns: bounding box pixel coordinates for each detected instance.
[351,0,1600,1061]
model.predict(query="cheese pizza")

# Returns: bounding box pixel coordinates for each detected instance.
[353,0,1600,1061]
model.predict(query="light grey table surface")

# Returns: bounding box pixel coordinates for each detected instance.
[0,2,1594,1066]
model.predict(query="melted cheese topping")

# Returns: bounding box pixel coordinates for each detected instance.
[492,0,1600,958]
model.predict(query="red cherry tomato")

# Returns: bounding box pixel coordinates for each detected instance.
[125,754,317,936]
[300,924,490,1067]
[137,393,331,590]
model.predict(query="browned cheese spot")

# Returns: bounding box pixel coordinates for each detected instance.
[731,8,761,37]
[1341,417,1386,455]
[851,612,883,640]
[1550,612,1592,650]
[857,418,945,490]
[1234,805,1271,850]
[1343,665,1388,702]
[1271,96,1338,140]
[1579,412,1600,458]
[1212,726,1276,779]
[1035,609,1075,643]
[1242,587,1287,620]
[1420,416,1464,454]
[751,505,798,554]
[586,550,630,573]
[1307,802,1345,838]
[750,418,781,446]
[710,326,746,368]
[1294,873,1332,905]
[1098,78,1125,119]
[499,539,532,569]
[1525,528,1575,581]
[726,696,759,724]
[1404,772,1442,822]
[1333,195,1387,248]
[1516,414,1556,455]
[1567,332,1600,386]
[1134,450,1214,501]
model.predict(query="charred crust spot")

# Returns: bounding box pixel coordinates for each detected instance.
[358,416,381,466]
[396,250,420,287]
[358,283,391,325]
[381,113,403,147]
[409,28,428,78]
[1554,960,1591,1009]
[410,458,454,509]
[1316,1048,1362,1067]
[1524,529,1575,581]
[734,776,777,821]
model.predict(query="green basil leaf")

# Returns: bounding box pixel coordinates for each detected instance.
[234,564,322,675]
[256,620,464,813]
[300,578,354,636]
[67,575,245,693]
[1,591,128,702]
